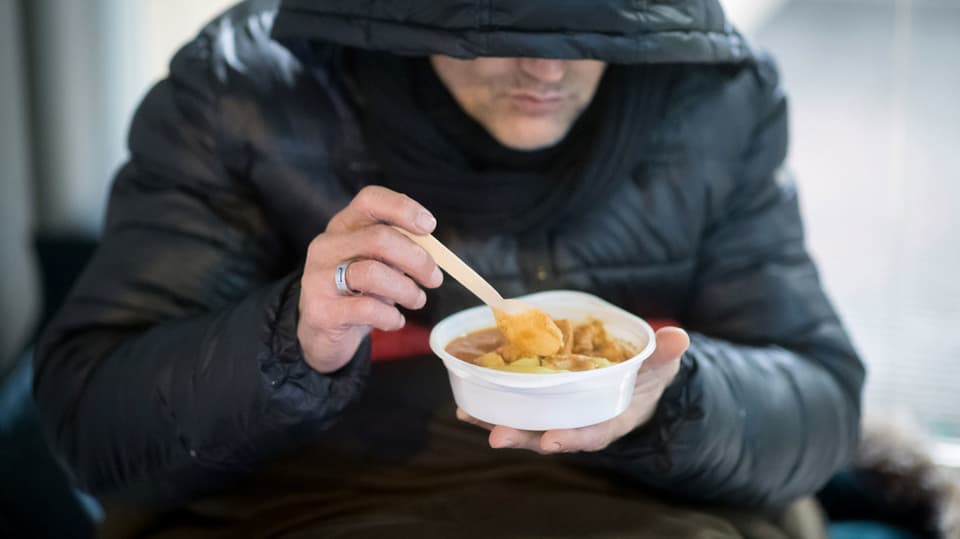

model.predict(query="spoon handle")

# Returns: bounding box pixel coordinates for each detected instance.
[394,227,505,310]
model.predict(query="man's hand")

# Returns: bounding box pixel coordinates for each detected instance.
[297,186,443,373]
[457,327,690,453]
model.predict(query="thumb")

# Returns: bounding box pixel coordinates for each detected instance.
[638,326,689,376]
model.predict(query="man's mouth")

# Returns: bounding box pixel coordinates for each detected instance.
[507,91,565,115]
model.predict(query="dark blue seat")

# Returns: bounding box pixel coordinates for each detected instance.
[0,353,99,538]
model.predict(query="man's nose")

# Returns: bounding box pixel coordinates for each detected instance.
[518,58,566,83]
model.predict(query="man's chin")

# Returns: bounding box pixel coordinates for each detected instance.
[488,121,570,151]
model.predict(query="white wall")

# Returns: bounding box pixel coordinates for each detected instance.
[26,0,235,234]
[25,0,143,233]
[142,0,237,85]
[0,0,39,367]
[721,0,788,34]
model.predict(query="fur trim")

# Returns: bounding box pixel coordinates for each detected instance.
[857,417,960,538]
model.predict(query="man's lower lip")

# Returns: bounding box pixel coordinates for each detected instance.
[510,95,564,115]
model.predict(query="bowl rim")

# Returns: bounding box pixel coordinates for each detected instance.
[429,290,656,389]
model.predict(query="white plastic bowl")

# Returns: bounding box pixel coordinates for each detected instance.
[429,290,656,431]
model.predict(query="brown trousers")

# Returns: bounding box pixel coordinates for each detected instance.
[103,480,826,539]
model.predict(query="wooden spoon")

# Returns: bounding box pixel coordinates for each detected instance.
[395,228,563,357]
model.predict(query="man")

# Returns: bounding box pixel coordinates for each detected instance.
[34,0,865,536]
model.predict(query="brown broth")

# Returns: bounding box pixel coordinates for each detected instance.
[444,327,506,362]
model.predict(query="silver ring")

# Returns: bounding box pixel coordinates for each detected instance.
[334,260,362,296]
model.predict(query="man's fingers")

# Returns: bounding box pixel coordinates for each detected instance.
[309,225,442,289]
[328,186,437,235]
[458,410,612,454]
[344,259,426,309]
[488,426,545,453]
[456,408,495,430]
[456,411,551,454]
[638,326,689,376]
[540,422,617,453]
[333,296,406,331]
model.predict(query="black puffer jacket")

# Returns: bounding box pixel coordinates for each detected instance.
[34,0,864,509]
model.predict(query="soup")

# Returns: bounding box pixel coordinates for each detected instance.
[445,318,638,373]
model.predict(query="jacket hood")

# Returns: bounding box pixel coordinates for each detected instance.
[271,0,752,64]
